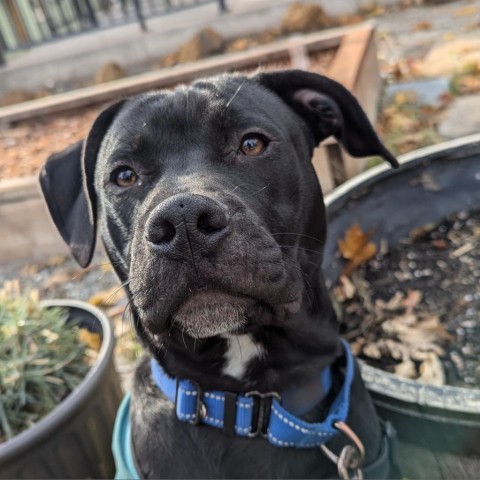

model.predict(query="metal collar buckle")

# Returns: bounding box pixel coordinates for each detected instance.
[245,391,281,438]
[320,421,365,480]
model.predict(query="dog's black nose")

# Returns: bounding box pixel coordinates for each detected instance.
[146,194,230,256]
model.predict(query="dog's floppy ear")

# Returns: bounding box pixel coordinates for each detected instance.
[39,100,126,267]
[255,70,398,168]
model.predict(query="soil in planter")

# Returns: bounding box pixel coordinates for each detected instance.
[334,209,480,389]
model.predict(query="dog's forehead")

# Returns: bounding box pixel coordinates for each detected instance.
[109,75,295,137]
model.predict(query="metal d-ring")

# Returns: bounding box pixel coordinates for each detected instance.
[320,421,365,480]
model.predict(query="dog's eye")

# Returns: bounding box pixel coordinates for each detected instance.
[112,167,138,187]
[239,134,267,156]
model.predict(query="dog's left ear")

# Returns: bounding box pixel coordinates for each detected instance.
[255,70,398,168]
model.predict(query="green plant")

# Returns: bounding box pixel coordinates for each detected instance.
[0,282,97,443]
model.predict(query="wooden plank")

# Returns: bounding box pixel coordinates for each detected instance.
[311,147,335,194]
[327,26,373,91]
[0,22,378,125]
[0,25,368,125]
[326,25,380,179]
[0,194,68,263]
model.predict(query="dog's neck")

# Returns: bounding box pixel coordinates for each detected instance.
[135,277,341,396]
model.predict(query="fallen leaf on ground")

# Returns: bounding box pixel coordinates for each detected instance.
[88,285,125,307]
[338,223,377,276]
[42,268,86,289]
[78,329,102,352]
[413,21,431,31]
[443,32,456,42]
[454,5,479,17]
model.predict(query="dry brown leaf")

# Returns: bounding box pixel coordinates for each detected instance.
[413,21,431,32]
[454,5,479,17]
[394,359,417,379]
[42,269,79,289]
[384,339,410,361]
[388,112,419,132]
[402,290,422,313]
[382,314,417,336]
[418,352,445,386]
[362,342,382,359]
[88,285,125,307]
[393,91,417,106]
[333,275,356,303]
[350,337,366,356]
[443,32,456,42]
[375,291,404,313]
[398,326,447,358]
[338,223,377,276]
[78,328,102,352]
[410,223,436,240]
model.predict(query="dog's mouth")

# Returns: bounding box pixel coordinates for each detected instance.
[171,290,258,339]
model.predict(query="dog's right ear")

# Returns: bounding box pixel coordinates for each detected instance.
[39,100,125,268]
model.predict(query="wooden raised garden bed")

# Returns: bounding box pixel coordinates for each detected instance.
[0,22,380,264]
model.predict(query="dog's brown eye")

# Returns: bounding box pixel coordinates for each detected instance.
[239,134,267,156]
[113,167,138,187]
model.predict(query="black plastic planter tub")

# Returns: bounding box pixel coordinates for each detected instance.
[323,135,480,479]
[0,300,123,479]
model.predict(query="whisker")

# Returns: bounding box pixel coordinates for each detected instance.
[246,183,271,198]
[225,77,247,109]
[271,232,324,244]
[278,245,324,255]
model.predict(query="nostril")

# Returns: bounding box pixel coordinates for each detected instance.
[197,211,229,234]
[197,213,218,234]
[147,220,176,244]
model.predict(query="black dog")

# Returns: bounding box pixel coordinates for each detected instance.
[40,70,398,479]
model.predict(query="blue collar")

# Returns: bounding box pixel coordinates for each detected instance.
[150,339,354,448]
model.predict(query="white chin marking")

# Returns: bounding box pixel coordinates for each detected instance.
[222,334,265,380]
[173,303,247,339]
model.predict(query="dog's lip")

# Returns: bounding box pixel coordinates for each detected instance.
[176,289,255,313]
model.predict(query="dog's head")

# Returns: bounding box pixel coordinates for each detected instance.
[40,71,395,389]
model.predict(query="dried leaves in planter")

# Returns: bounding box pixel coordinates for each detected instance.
[336,277,451,386]
[335,210,480,388]
[0,281,98,443]
[338,223,377,276]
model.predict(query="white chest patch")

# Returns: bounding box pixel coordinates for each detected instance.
[222,334,264,380]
